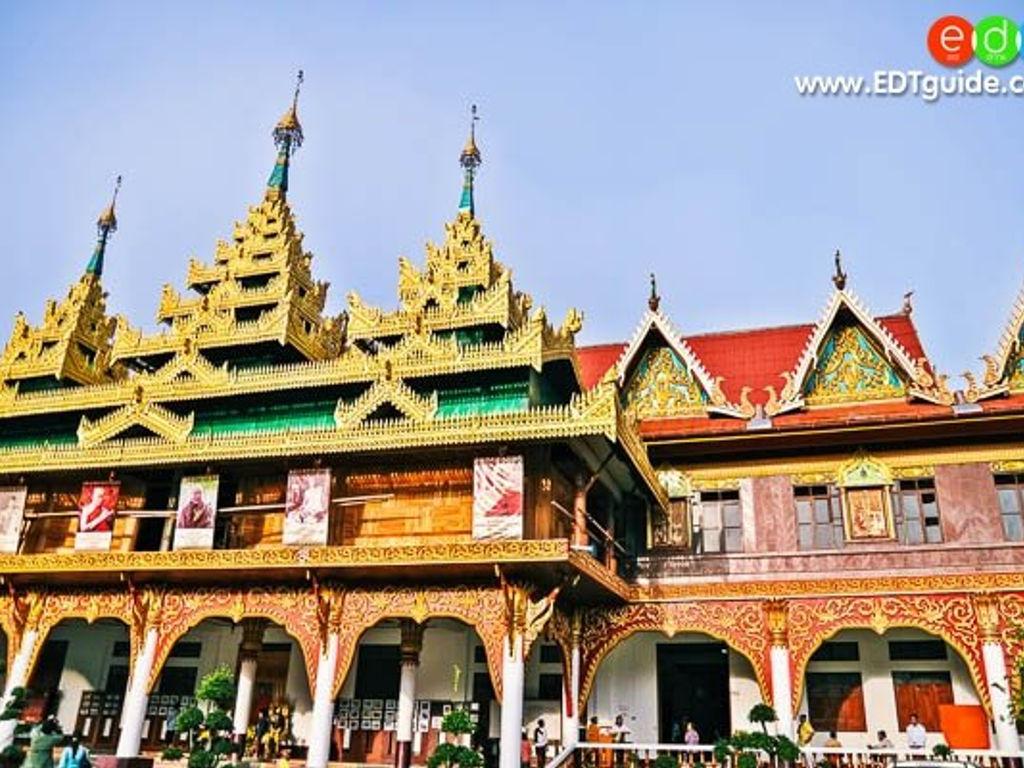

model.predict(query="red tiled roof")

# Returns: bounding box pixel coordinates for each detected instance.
[577,313,927,405]
[578,343,625,390]
[574,312,943,436]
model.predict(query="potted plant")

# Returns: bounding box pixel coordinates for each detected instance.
[427,709,482,768]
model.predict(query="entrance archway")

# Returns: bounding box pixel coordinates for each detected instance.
[335,617,497,766]
[147,616,313,757]
[797,627,987,750]
[588,630,762,745]
[27,618,130,751]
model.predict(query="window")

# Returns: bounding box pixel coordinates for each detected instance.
[539,644,561,664]
[794,485,844,551]
[892,671,953,731]
[888,640,946,661]
[811,642,860,662]
[473,645,487,664]
[697,491,742,553]
[995,473,1024,542]
[537,673,563,701]
[891,479,942,544]
[806,672,867,732]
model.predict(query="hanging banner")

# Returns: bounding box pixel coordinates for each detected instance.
[283,469,331,546]
[472,456,524,540]
[173,475,219,550]
[75,481,120,551]
[0,486,27,553]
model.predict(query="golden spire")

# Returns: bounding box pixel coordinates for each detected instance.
[268,70,304,197]
[459,104,482,215]
[87,175,122,277]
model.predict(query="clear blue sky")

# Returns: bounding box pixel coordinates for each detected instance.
[1,1,1021,379]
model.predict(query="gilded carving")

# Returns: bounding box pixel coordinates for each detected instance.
[624,346,707,419]
[804,325,905,405]
[787,594,990,713]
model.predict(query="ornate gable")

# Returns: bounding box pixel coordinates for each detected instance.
[615,307,739,419]
[967,283,1024,402]
[767,283,952,415]
[803,323,904,405]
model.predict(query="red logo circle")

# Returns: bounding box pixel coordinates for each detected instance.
[928,16,974,66]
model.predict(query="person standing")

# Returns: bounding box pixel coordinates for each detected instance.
[796,714,815,768]
[533,719,549,768]
[610,715,631,768]
[521,729,533,768]
[684,722,700,746]
[23,718,64,768]
[906,714,927,752]
[56,736,89,768]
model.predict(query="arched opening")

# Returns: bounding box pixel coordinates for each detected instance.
[25,618,130,752]
[147,617,313,759]
[588,631,763,745]
[797,628,987,750]
[333,617,531,766]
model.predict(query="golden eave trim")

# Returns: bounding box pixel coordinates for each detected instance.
[0,538,573,577]
[0,389,623,473]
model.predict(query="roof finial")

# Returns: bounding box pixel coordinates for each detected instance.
[832,248,848,291]
[459,104,482,215]
[902,289,914,315]
[648,272,660,312]
[267,69,305,197]
[87,174,121,277]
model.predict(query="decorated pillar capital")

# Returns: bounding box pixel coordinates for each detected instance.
[764,599,789,647]
[498,569,560,658]
[239,617,268,662]
[314,581,345,646]
[399,618,425,665]
[972,592,1002,644]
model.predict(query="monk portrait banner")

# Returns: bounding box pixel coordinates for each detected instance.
[75,481,120,551]
[0,486,27,553]
[472,455,524,540]
[283,468,331,546]
[173,475,219,550]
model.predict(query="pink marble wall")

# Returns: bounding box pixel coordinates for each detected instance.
[750,475,797,552]
[934,462,1004,544]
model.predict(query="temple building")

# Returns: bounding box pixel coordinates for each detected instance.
[0,73,1023,768]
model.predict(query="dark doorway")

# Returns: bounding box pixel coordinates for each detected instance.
[355,644,401,699]
[656,642,730,744]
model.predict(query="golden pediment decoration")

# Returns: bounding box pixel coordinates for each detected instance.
[805,325,906,406]
[77,389,194,447]
[334,379,438,428]
[624,346,708,419]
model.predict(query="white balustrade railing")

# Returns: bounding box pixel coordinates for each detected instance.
[548,742,1021,768]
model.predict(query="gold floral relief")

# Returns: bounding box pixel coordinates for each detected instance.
[625,346,707,419]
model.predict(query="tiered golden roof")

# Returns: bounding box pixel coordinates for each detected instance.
[0,179,123,388]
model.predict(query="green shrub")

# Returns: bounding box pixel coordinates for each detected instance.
[187,751,218,768]
[161,747,185,761]
[932,744,952,759]
[747,704,777,735]
[205,710,234,734]
[196,666,236,712]
[0,744,25,768]
[776,735,801,762]
[653,754,678,768]
[440,709,475,736]
[176,706,204,734]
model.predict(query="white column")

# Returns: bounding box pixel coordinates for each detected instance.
[0,628,39,749]
[982,641,1020,754]
[770,645,793,739]
[116,627,159,757]
[561,643,580,750]
[232,619,265,739]
[500,635,526,768]
[233,655,258,735]
[395,619,424,768]
[306,632,339,768]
